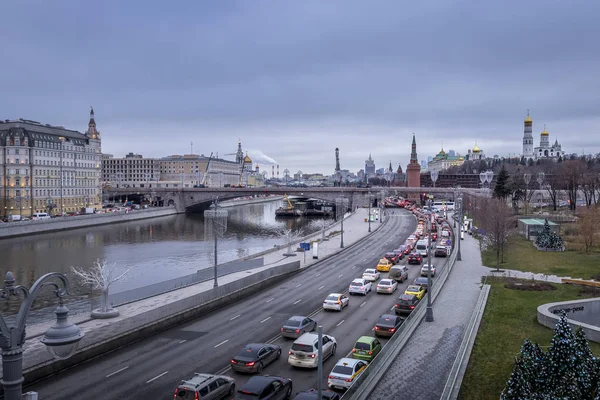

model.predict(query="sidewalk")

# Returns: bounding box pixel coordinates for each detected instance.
[7,208,382,377]
[368,228,488,399]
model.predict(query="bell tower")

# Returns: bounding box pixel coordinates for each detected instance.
[522,110,534,160]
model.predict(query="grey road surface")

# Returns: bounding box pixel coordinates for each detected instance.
[26,210,443,399]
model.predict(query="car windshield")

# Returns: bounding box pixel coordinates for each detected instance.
[332,365,353,375]
[407,286,419,291]
[285,319,301,327]
[364,269,375,274]
[292,343,314,353]
[379,280,391,285]
[326,295,340,301]
[351,281,363,286]
[355,342,371,350]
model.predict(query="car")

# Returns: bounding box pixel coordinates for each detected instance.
[407,253,422,265]
[174,373,236,400]
[351,336,382,362]
[376,279,398,294]
[388,265,409,283]
[230,343,282,373]
[383,252,400,264]
[431,232,438,241]
[323,293,349,311]
[413,277,429,291]
[292,389,341,400]
[362,268,380,281]
[374,314,404,337]
[235,375,293,400]
[288,333,337,368]
[420,264,436,277]
[327,358,368,390]
[394,246,410,257]
[281,316,317,339]
[404,284,426,300]
[403,242,414,252]
[434,246,448,257]
[349,278,371,295]
[376,258,393,272]
[394,294,420,315]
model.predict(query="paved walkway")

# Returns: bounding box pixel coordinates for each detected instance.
[369,227,489,399]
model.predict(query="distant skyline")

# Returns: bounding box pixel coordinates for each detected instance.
[1,1,599,174]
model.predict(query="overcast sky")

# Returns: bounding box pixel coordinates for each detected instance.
[1,0,599,174]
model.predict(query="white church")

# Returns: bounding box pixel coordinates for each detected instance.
[522,111,565,161]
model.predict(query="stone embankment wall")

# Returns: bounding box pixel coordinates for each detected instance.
[0,207,177,239]
[219,195,283,208]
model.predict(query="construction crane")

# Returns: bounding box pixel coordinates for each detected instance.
[200,152,213,187]
[283,194,294,209]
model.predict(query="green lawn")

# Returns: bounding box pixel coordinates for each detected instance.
[481,235,600,280]
[458,277,600,400]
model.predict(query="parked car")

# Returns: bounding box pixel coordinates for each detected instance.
[288,333,337,368]
[230,343,282,373]
[394,294,420,315]
[373,314,404,337]
[174,373,235,400]
[235,376,292,400]
[281,316,317,339]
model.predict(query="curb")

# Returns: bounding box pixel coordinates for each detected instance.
[440,284,490,400]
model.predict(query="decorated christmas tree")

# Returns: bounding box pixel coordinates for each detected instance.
[501,358,533,399]
[535,218,564,250]
[544,315,583,398]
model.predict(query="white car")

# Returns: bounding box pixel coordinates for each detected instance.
[362,268,380,282]
[349,278,371,295]
[421,264,437,277]
[328,358,368,390]
[376,279,398,294]
[323,293,349,311]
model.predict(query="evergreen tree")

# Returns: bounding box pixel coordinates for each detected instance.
[502,358,534,400]
[535,219,564,250]
[494,165,511,200]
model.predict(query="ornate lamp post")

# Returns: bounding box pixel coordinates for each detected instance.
[479,171,486,188]
[430,169,439,188]
[0,272,84,399]
[523,173,531,215]
[336,197,348,248]
[366,192,375,233]
[204,198,228,288]
[379,190,386,223]
[425,199,434,322]
[485,170,495,191]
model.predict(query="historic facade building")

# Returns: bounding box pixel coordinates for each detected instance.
[365,154,375,180]
[102,153,160,188]
[522,112,565,161]
[464,143,486,161]
[0,108,102,218]
[406,134,421,188]
[427,148,464,172]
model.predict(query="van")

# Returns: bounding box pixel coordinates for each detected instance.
[415,240,429,257]
[8,215,22,222]
[312,242,319,259]
[32,213,51,220]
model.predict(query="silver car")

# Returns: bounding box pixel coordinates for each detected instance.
[288,333,337,368]
[420,264,436,277]
[280,316,317,339]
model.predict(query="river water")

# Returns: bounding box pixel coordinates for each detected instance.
[0,200,331,298]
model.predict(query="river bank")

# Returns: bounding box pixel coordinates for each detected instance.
[0,207,177,239]
[219,195,283,208]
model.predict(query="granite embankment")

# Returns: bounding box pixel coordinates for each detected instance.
[0,207,177,239]
[219,195,283,207]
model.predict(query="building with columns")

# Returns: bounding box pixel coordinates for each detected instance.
[0,108,102,218]
[427,148,464,172]
[406,134,421,188]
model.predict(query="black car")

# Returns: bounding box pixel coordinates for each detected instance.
[394,294,420,315]
[373,314,404,337]
[413,277,429,291]
[392,248,406,260]
[384,252,401,264]
[292,388,341,400]
[407,252,422,265]
[231,343,282,373]
[236,376,293,400]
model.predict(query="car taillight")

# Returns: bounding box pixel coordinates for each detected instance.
[280,327,284,332]
[352,349,357,353]
[231,359,237,364]
[195,393,199,400]
[246,361,255,366]
[329,375,335,379]
[310,354,316,358]
[346,378,353,382]
[394,304,400,308]
[174,388,178,399]
[410,305,415,309]
[368,351,373,355]
[289,351,293,355]
[389,328,396,332]
[360,286,365,290]
[296,329,301,333]
[374,326,380,330]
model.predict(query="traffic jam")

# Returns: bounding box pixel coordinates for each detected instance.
[174,204,454,400]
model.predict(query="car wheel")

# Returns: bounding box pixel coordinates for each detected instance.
[276,349,282,359]
[331,344,337,356]
[228,384,236,397]
[257,362,263,373]
[285,385,292,399]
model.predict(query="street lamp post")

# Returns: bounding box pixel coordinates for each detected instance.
[425,199,434,322]
[317,325,324,400]
[457,195,463,261]
[59,136,65,215]
[523,173,531,215]
[367,192,374,233]
[380,190,385,223]
[537,172,545,213]
[430,169,439,188]
[204,198,228,288]
[336,197,348,248]
[0,272,84,399]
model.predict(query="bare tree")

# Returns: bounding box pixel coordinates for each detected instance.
[71,259,131,317]
[479,198,515,270]
[562,160,586,211]
[577,205,600,253]
[281,228,303,256]
[542,162,562,211]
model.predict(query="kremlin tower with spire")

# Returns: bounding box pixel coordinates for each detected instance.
[406,134,421,188]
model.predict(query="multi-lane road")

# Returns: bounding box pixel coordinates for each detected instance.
[26,209,435,399]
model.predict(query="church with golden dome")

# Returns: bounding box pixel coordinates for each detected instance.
[522,111,565,161]
[465,142,486,161]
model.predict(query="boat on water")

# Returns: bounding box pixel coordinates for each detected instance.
[275,207,304,216]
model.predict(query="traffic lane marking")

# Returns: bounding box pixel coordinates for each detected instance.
[230,314,241,321]
[106,366,129,378]
[214,339,229,348]
[266,297,275,303]
[293,299,302,305]
[336,319,345,327]
[318,285,325,290]
[261,316,271,323]
[146,371,168,383]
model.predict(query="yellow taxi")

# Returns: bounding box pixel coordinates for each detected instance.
[376,258,393,272]
[404,284,426,300]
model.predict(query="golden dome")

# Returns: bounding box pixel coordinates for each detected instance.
[524,115,532,123]
[541,129,549,136]
[458,156,464,161]
[244,155,252,162]
[473,144,481,153]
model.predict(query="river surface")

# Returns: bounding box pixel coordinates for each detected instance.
[0,200,332,297]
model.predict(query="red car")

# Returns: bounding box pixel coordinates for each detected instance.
[407,253,422,265]
[431,233,438,241]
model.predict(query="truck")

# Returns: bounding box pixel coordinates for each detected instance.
[80,207,95,215]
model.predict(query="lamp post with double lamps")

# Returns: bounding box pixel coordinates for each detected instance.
[0,272,84,399]
[366,192,375,233]
[523,173,531,215]
[425,199,434,322]
[430,169,439,188]
[336,197,348,248]
[380,190,385,223]
[204,198,228,288]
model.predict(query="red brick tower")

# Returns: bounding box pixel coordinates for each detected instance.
[406,134,421,188]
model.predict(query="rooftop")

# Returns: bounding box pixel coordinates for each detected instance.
[519,218,558,225]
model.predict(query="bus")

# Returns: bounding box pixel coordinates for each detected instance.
[432,201,455,211]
